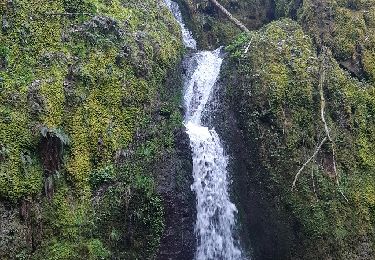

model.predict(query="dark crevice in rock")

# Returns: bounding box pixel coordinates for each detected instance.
[338,60,367,82]
[39,134,62,175]
[39,133,62,199]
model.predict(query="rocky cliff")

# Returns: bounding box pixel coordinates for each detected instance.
[182,0,375,259]
[223,20,375,259]
[0,1,195,259]
[1,0,375,259]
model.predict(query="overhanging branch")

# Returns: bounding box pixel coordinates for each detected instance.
[208,0,250,33]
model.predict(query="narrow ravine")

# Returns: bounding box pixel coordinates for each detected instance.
[164,1,243,259]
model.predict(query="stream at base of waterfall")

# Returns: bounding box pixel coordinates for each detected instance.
[164,1,243,259]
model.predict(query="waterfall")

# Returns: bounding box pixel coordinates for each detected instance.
[164,1,243,259]
[163,0,197,49]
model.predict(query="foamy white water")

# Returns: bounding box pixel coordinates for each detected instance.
[163,0,197,49]
[164,1,243,259]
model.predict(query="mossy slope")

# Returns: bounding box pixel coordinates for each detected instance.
[224,19,375,259]
[276,0,375,81]
[0,0,184,259]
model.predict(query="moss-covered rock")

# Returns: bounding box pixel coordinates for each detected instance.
[179,0,375,79]
[0,0,190,259]
[224,19,375,259]
[274,0,375,81]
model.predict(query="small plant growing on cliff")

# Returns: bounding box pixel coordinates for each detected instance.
[226,33,250,58]
[89,165,115,189]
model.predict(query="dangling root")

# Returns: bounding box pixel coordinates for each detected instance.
[291,47,346,200]
[319,46,339,183]
[292,137,327,191]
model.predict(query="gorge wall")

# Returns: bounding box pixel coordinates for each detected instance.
[185,0,375,259]
[1,0,375,259]
[1,1,195,259]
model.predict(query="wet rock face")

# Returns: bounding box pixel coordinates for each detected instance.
[154,58,196,260]
[155,127,196,260]
[0,200,42,259]
[206,75,296,260]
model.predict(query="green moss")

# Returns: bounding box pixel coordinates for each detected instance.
[276,0,375,83]
[332,7,366,60]
[363,48,375,81]
[225,19,375,258]
[62,0,96,14]
[94,168,165,259]
[0,0,182,199]
[33,239,110,260]
[1,0,184,258]
[89,164,115,189]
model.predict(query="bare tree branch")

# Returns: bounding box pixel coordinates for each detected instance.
[311,163,317,195]
[208,0,250,33]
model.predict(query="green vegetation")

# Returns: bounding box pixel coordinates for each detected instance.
[2,0,375,259]
[0,0,184,258]
[273,0,375,81]
[225,19,375,259]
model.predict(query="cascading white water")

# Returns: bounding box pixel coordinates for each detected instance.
[164,1,242,259]
[163,0,197,49]
[185,49,242,260]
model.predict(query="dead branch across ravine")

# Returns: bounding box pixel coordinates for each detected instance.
[208,0,250,33]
